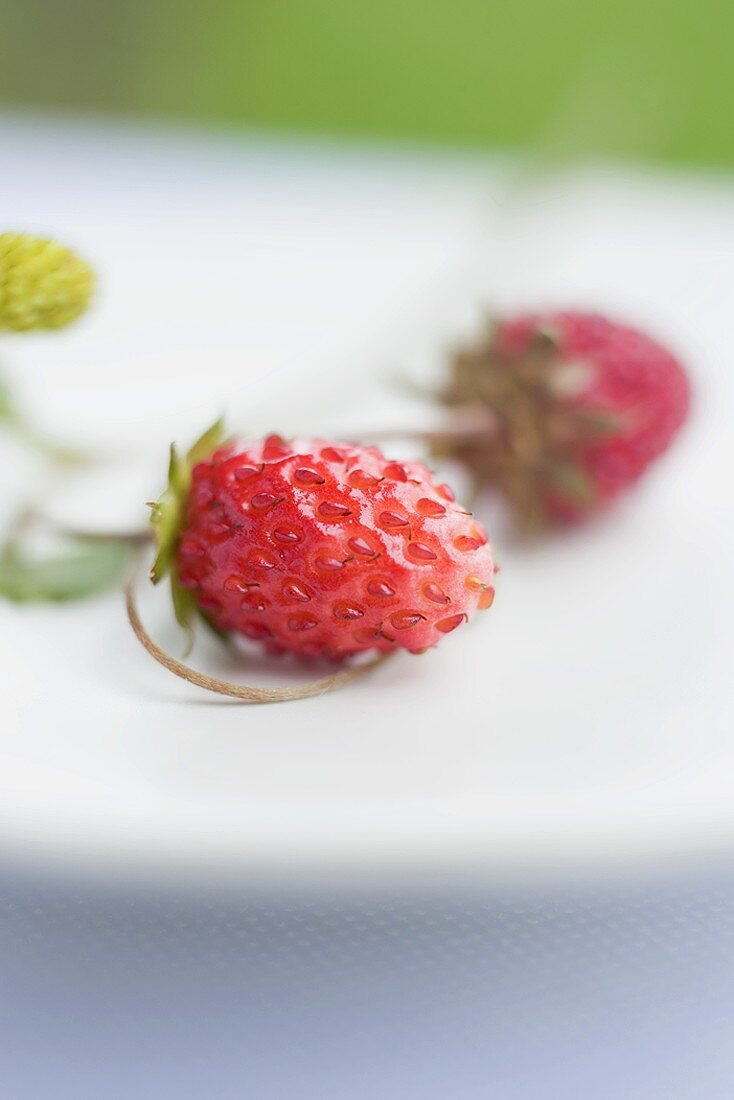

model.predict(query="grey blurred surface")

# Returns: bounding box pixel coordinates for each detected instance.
[2,860,733,1099]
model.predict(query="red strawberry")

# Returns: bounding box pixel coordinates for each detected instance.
[150,423,495,659]
[437,311,690,532]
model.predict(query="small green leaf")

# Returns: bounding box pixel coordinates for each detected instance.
[0,540,133,603]
[187,416,226,466]
[147,417,231,654]
[149,486,182,585]
[170,576,198,656]
[150,417,227,586]
[168,442,188,499]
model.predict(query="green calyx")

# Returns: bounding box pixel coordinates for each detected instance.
[149,417,228,648]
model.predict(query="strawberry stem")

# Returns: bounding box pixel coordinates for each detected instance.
[354,404,499,446]
[125,550,393,704]
[0,373,94,467]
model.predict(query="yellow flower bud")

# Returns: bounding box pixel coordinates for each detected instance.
[0,232,94,332]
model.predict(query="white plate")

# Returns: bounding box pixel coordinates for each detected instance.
[1,115,732,877]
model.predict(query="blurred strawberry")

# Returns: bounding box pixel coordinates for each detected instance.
[435,311,690,532]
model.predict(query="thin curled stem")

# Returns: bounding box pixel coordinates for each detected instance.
[125,554,393,705]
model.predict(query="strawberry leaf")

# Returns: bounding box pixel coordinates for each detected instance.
[0,539,133,603]
[187,416,226,467]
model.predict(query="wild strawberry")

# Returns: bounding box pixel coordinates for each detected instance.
[436,311,690,532]
[150,423,495,659]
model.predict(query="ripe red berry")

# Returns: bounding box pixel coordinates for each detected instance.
[152,426,495,659]
[440,311,690,531]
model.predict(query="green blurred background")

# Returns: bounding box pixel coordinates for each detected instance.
[1,0,731,167]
